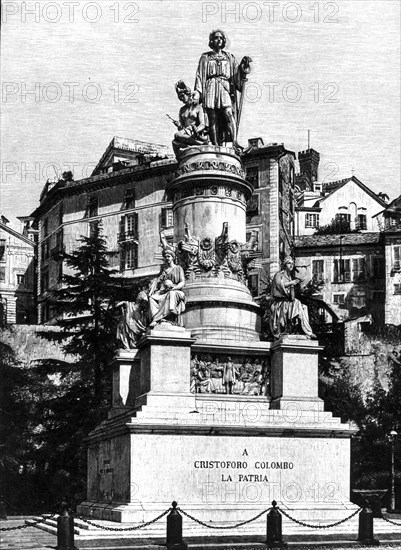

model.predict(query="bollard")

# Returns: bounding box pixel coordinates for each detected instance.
[166,501,188,550]
[0,496,7,520]
[57,498,76,550]
[357,501,380,546]
[266,501,287,549]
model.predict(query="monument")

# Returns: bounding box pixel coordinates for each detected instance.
[77,30,358,541]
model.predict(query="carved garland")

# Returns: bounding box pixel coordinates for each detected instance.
[175,160,245,179]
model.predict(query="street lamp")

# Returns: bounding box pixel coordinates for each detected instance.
[390,430,398,512]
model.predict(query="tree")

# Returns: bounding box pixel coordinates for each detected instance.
[314,216,356,235]
[48,220,119,409]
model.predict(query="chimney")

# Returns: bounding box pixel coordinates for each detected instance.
[248,137,264,148]
[298,149,320,189]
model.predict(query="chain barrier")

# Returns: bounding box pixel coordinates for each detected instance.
[74,508,170,531]
[177,506,272,529]
[278,506,362,529]
[381,515,401,527]
[0,513,56,532]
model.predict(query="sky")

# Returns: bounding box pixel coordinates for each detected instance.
[1,0,400,230]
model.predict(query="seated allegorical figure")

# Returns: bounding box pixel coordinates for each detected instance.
[171,80,208,158]
[116,283,150,349]
[269,255,316,340]
[148,242,186,328]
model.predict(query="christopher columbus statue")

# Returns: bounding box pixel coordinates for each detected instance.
[193,29,252,150]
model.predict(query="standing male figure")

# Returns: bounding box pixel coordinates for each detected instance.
[193,29,251,149]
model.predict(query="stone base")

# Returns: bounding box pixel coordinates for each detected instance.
[78,330,357,537]
[270,336,324,411]
[78,390,357,528]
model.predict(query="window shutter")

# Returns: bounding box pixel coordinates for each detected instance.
[119,216,126,237]
[134,212,139,235]
[352,259,358,281]
[161,208,167,228]
[120,247,126,272]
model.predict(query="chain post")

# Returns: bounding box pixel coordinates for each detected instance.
[0,496,7,520]
[57,498,76,550]
[166,501,188,550]
[266,501,288,548]
[357,501,379,546]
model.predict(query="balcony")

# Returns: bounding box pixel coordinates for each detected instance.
[118,230,138,243]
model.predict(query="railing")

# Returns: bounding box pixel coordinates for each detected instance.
[5,497,400,548]
[118,230,138,243]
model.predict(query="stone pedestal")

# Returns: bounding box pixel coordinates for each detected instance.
[78,147,358,543]
[270,335,324,411]
[167,146,261,342]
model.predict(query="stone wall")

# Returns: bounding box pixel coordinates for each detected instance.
[0,324,74,365]
[322,323,400,400]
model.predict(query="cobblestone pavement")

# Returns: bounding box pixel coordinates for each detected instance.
[0,520,56,549]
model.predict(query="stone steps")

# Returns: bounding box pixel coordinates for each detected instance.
[27,515,400,539]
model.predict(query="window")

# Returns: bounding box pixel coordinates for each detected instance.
[120,243,138,271]
[305,213,319,228]
[41,301,50,323]
[312,260,324,283]
[357,214,367,230]
[394,284,401,295]
[248,273,259,297]
[245,166,259,188]
[393,246,401,271]
[334,259,350,283]
[85,196,98,218]
[0,239,5,261]
[56,229,63,249]
[124,188,135,209]
[119,213,139,241]
[41,241,49,260]
[43,219,48,237]
[160,208,173,229]
[16,274,25,286]
[41,270,49,293]
[0,266,5,281]
[246,230,260,251]
[246,194,259,218]
[335,213,351,231]
[352,257,365,282]
[88,221,99,238]
[333,293,345,305]
[372,256,385,279]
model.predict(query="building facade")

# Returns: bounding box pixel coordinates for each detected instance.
[0,217,36,325]
[294,233,386,324]
[30,135,399,329]
[31,136,296,323]
[377,196,401,325]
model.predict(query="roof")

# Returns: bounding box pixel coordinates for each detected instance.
[0,222,35,247]
[318,176,387,207]
[294,232,382,249]
[31,157,177,219]
[92,136,171,176]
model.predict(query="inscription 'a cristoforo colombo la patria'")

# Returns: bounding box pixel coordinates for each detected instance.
[194,460,295,482]
[194,461,294,469]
